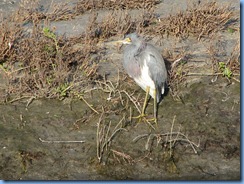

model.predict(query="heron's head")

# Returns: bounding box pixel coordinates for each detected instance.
[116,33,141,45]
[116,36,132,45]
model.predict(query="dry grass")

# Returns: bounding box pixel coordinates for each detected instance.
[0,2,156,102]
[144,2,237,40]
[133,115,200,155]
[84,11,135,40]
[75,0,160,12]
[12,0,160,23]
[12,0,76,23]
[2,33,85,99]
[96,112,127,163]
[0,0,238,103]
[0,15,102,101]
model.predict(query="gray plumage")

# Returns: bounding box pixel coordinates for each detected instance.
[122,33,167,103]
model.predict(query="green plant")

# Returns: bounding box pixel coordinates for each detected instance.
[43,27,59,52]
[227,28,235,33]
[43,27,57,41]
[43,44,56,56]
[218,62,232,79]
[46,76,54,85]
[56,82,71,98]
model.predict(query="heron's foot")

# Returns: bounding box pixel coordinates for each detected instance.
[132,114,158,126]
[145,117,158,126]
[132,113,147,123]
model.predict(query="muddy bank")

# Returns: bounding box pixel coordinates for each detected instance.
[0,77,240,180]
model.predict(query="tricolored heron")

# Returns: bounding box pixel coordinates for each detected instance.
[116,33,167,126]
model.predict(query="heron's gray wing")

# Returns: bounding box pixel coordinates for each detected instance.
[143,47,167,102]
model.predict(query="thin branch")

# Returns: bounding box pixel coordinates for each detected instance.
[39,137,85,143]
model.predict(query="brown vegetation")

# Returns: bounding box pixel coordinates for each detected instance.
[144,2,238,40]
[0,0,239,103]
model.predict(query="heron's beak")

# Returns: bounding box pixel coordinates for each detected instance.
[115,37,132,45]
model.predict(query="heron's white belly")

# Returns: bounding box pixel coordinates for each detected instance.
[134,62,156,98]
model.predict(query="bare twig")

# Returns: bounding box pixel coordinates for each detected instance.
[74,92,99,114]
[111,149,134,164]
[96,113,127,163]
[133,115,200,154]
[39,137,85,143]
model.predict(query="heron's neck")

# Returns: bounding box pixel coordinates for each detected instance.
[134,40,146,56]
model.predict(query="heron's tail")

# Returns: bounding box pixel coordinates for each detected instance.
[156,85,162,103]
